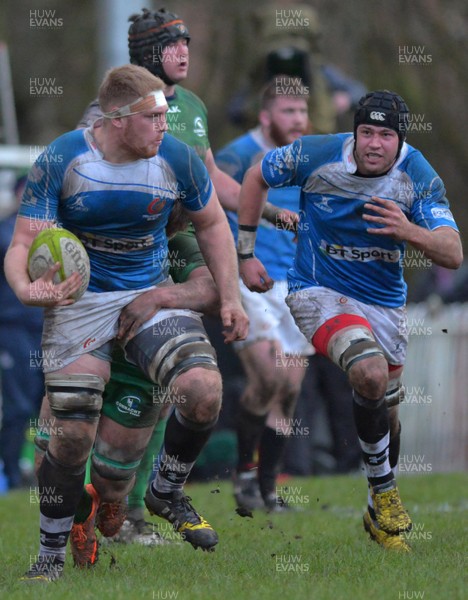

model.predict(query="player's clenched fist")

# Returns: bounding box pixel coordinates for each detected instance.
[239,257,274,293]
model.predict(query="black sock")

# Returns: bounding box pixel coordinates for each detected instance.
[74,486,94,524]
[258,426,288,500]
[38,450,86,519]
[37,450,86,559]
[368,422,401,521]
[152,408,216,495]
[389,421,402,470]
[236,406,266,472]
[353,393,393,488]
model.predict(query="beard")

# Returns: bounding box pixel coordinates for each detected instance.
[269,121,304,147]
[120,126,162,160]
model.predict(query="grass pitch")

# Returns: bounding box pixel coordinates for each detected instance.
[0,473,466,600]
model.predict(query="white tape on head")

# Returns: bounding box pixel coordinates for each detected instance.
[102,90,167,119]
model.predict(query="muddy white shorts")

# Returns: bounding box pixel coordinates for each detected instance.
[41,281,199,372]
[234,280,314,356]
[285,286,407,366]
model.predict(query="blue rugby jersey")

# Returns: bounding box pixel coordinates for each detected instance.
[19,129,212,292]
[216,127,300,281]
[261,133,459,307]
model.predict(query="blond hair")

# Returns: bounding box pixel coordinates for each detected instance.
[98,64,164,112]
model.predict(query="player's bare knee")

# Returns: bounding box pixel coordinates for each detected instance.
[50,424,95,466]
[255,378,278,407]
[348,356,388,400]
[174,367,222,423]
[240,388,271,416]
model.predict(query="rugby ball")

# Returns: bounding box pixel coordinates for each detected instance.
[27,228,90,301]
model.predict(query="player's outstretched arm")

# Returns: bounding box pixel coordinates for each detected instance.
[189,191,249,342]
[4,216,81,307]
[363,196,463,269]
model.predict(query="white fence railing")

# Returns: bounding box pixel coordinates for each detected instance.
[400,303,468,473]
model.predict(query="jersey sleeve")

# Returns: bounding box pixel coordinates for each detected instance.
[261,135,338,190]
[168,224,205,283]
[160,135,213,212]
[18,131,87,224]
[406,152,459,232]
[261,138,304,188]
[18,146,65,223]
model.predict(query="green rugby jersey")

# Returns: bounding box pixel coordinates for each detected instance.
[166,85,210,163]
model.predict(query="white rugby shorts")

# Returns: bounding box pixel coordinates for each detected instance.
[286,286,407,366]
[41,281,199,372]
[234,280,314,356]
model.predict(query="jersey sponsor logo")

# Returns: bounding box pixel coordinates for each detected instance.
[167,105,181,113]
[431,207,454,221]
[193,116,206,137]
[320,240,401,263]
[148,197,166,214]
[78,232,154,254]
[369,111,386,121]
[116,395,142,418]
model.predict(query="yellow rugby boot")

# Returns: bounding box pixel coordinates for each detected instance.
[145,487,218,551]
[363,510,411,552]
[371,483,412,534]
[21,556,64,582]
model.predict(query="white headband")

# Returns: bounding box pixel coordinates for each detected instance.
[102,90,167,119]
